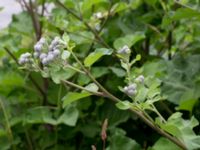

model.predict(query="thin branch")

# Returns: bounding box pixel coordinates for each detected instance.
[62,80,107,97]
[21,0,41,40]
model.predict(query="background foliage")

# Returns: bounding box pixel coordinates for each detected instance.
[1,0,200,149]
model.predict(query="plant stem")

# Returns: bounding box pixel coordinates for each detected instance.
[0,98,16,150]
[64,64,86,74]
[57,85,62,109]
[25,128,33,150]
[62,80,107,98]
[151,104,167,123]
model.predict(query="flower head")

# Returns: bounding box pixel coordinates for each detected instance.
[123,83,137,96]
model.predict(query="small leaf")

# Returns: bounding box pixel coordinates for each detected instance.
[116,101,131,110]
[111,2,128,14]
[84,48,113,67]
[62,92,91,107]
[114,32,145,49]
[130,54,141,65]
[85,83,99,92]
[61,50,71,60]
[62,33,70,45]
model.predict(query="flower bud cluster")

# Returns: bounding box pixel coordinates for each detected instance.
[123,83,137,96]
[123,75,145,97]
[135,75,144,83]
[33,37,46,58]
[18,52,32,65]
[117,45,131,54]
[34,37,61,65]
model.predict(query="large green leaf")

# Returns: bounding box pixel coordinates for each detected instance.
[113,32,145,49]
[84,48,113,67]
[62,92,91,108]
[150,137,181,150]
[81,0,107,12]
[162,55,200,112]
[172,8,200,20]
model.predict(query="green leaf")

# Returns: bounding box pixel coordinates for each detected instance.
[82,0,107,12]
[62,92,91,108]
[111,2,128,14]
[178,99,197,113]
[51,67,76,84]
[24,106,57,125]
[156,113,200,149]
[172,8,200,20]
[110,67,126,77]
[62,33,70,45]
[114,32,145,49]
[84,48,113,67]
[144,0,157,6]
[70,31,94,44]
[135,86,149,102]
[151,137,181,150]
[107,128,141,150]
[129,0,142,10]
[61,50,71,60]
[130,54,141,65]
[116,101,131,110]
[84,83,99,92]
[57,105,79,126]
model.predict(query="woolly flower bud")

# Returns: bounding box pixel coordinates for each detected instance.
[18,58,26,65]
[42,57,49,65]
[118,45,131,54]
[39,53,47,60]
[34,43,43,52]
[18,52,32,65]
[127,89,137,96]
[21,52,31,58]
[123,83,137,96]
[51,37,60,46]
[53,49,60,56]
[39,37,46,45]
[49,44,54,51]
[135,75,144,83]
[46,53,54,61]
